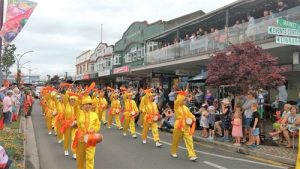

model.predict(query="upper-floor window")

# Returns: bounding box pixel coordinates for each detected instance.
[113,54,121,65]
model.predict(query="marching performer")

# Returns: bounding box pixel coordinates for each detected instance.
[107,88,122,129]
[122,88,139,138]
[138,93,146,127]
[170,91,198,161]
[72,95,101,169]
[45,91,57,135]
[61,92,78,157]
[141,89,162,147]
[54,93,64,143]
[97,90,108,125]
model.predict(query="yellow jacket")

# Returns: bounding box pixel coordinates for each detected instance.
[98,97,108,113]
[46,99,56,118]
[123,99,139,117]
[77,110,100,137]
[144,101,159,123]
[109,98,121,115]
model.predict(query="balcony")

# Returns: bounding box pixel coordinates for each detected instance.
[145,6,300,65]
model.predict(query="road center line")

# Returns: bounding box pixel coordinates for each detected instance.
[203,161,228,169]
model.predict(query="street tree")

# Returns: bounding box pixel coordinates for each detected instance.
[206,42,286,94]
[2,44,16,80]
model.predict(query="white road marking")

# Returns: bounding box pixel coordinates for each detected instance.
[110,124,288,169]
[203,161,228,169]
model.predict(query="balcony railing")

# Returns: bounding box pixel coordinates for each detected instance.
[145,6,300,65]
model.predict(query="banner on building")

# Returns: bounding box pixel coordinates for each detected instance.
[0,0,38,43]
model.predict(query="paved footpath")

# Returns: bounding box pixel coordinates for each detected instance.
[30,102,293,169]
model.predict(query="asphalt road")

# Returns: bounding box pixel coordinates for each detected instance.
[31,102,290,169]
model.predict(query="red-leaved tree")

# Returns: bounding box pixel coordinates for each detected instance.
[206,42,286,93]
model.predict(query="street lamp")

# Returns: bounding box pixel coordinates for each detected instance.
[14,50,34,86]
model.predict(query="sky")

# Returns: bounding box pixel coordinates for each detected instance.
[11,0,237,79]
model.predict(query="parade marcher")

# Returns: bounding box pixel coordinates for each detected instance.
[141,89,162,147]
[72,95,101,169]
[46,90,57,135]
[170,91,198,161]
[61,92,78,157]
[121,88,139,138]
[54,93,64,143]
[97,90,108,125]
[107,88,122,129]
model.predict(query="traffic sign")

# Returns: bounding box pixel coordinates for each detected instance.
[268,26,300,37]
[277,18,300,29]
[276,36,300,46]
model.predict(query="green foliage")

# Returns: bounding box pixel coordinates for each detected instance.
[2,44,17,79]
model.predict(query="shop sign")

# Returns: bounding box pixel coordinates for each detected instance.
[113,66,130,74]
[152,72,176,78]
[98,69,111,77]
[83,74,90,80]
[89,73,98,79]
[276,36,300,46]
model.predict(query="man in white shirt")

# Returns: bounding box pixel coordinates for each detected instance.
[3,91,13,125]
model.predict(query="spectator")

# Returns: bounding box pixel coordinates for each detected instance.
[215,98,232,141]
[3,91,13,125]
[270,105,300,148]
[246,14,255,41]
[200,110,209,138]
[168,86,176,110]
[0,145,12,169]
[0,87,6,101]
[205,89,214,106]
[277,85,288,112]
[270,103,291,141]
[271,96,280,111]
[275,0,288,13]
[207,106,216,140]
[194,88,203,107]
[242,90,257,144]
[232,106,243,146]
[13,87,22,117]
[248,103,260,149]
[297,92,300,109]
[159,105,174,130]
[185,34,189,41]
[232,20,242,43]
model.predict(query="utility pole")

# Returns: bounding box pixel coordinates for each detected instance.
[0,0,4,87]
[101,24,103,43]
[65,72,67,81]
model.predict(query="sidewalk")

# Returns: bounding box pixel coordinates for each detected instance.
[192,130,298,166]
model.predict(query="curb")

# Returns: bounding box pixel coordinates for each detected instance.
[20,116,26,169]
[193,136,296,166]
[25,116,40,169]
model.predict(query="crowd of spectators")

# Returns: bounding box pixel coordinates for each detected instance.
[153,0,292,52]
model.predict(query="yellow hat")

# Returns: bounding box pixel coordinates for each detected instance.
[82,96,93,105]
[69,96,78,100]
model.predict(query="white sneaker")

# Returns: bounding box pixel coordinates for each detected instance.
[155,142,162,147]
[72,154,76,160]
[58,140,62,144]
[132,134,137,138]
[108,126,111,129]
[189,156,198,161]
[123,133,127,136]
[54,132,57,136]
[119,127,123,130]
[142,140,147,144]
[48,132,52,135]
[171,154,178,158]
[64,150,69,156]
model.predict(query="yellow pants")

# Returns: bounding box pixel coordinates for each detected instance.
[71,128,77,153]
[123,116,136,135]
[108,114,122,128]
[98,110,107,123]
[142,121,160,142]
[296,129,300,169]
[46,116,52,132]
[139,112,145,126]
[56,121,63,141]
[63,128,75,154]
[76,142,96,169]
[171,128,196,158]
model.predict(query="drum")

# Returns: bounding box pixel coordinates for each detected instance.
[84,133,103,145]
[153,114,161,122]
[131,111,136,116]
[185,118,193,126]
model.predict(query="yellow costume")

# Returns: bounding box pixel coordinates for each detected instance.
[55,95,64,143]
[296,129,300,169]
[45,91,56,135]
[122,91,139,137]
[141,89,162,147]
[97,90,108,124]
[107,92,122,129]
[170,91,197,161]
[61,93,78,157]
[138,96,146,127]
[73,96,100,169]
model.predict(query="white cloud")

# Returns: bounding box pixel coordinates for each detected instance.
[12,0,237,77]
